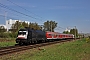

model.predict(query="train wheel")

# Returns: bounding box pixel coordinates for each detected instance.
[31,41,34,44]
[42,40,45,43]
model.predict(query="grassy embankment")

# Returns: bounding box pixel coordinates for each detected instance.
[0,38,16,47]
[0,38,90,60]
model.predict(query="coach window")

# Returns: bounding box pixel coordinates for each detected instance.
[63,35,65,37]
[49,34,51,36]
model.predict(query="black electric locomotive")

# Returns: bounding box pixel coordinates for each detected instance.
[16,27,46,45]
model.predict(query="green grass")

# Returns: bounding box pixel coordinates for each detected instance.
[0,38,90,60]
[0,38,16,41]
[0,41,16,47]
[0,38,16,47]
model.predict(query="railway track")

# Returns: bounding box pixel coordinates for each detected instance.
[0,39,76,56]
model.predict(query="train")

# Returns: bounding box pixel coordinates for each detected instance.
[16,27,74,45]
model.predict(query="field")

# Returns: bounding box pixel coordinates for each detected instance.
[0,38,16,47]
[0,38,90,60]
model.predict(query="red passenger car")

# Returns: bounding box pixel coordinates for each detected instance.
[46,32,59,40]
[46,31,74,41]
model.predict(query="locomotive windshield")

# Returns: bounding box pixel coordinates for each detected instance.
[18,31,27,35]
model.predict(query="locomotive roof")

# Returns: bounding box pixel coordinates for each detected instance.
[19,28,33,31]
[19,28,27,31]
[36,30,45,34]
[19,28,45,34]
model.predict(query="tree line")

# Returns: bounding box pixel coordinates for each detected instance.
[0,20,57,38]
[0,20,79,38]
[63,28,79,37]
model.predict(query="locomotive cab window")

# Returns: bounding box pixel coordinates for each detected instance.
[18,31,27,35]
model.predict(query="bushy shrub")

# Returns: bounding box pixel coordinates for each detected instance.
[0,32,18,38]
[86,37,90,43]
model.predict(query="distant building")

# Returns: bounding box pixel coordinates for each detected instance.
[0,19,30,31]
[64,28,70,32]
[83,33,90,37]
[6,19,22,31]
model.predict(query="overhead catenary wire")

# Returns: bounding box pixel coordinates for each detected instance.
[7,11,31,20]
[0,9,16,19]
[6,0,44,20]
[54,26,66,31]
[0,8,35,22]
[0,1,67,31]
[0,2,42,21]
[58,26,66,30]
[0,14,16,20]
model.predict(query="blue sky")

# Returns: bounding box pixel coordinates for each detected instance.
[0,0,90,33]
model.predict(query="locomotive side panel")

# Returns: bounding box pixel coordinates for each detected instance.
[36,30,46,42]
[16,28,46,45]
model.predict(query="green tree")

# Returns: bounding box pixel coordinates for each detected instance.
[43,20,57,32]
[34,22,41,30]
[22,21,28,28]
[29,22,41,30]
[0,26,7,38]
[0,26,6,32]
[11,21,22,32]
[70,28,78,37]
[10,21,24,38]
